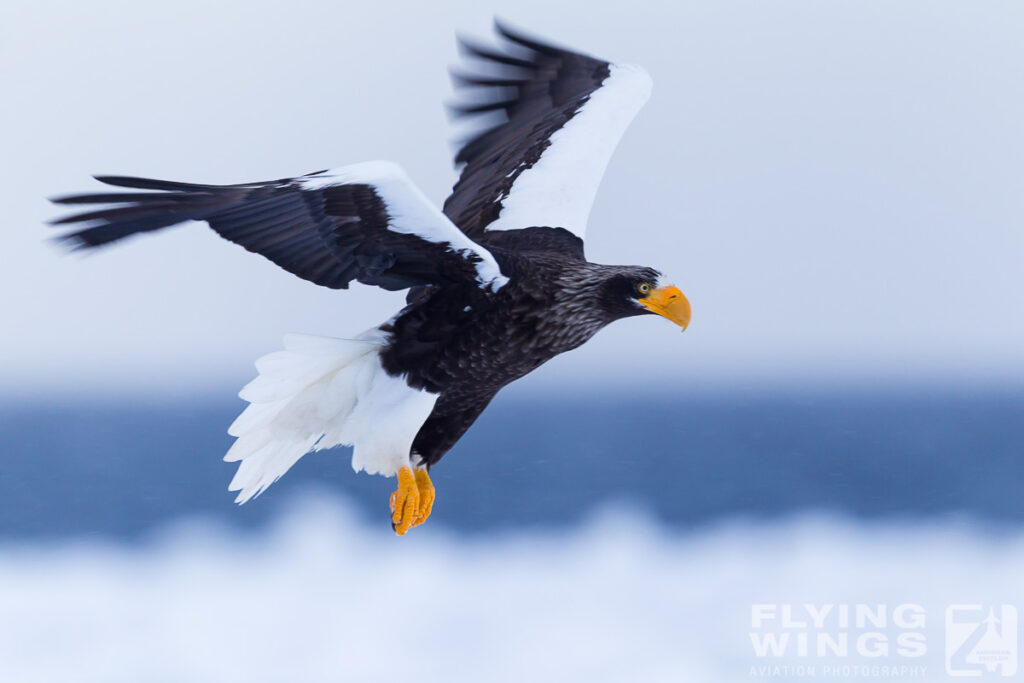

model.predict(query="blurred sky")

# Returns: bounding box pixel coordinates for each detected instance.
[2,0,1022,396]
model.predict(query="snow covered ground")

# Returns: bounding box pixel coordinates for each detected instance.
[2,491,1021,683]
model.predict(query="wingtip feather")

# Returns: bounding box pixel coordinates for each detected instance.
[492,17,565,57]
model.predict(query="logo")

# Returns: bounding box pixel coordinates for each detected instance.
[750,603,928,659]
[748,603,930,678]
[946,605,1018,677]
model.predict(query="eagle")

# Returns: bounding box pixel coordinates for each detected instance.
[50,21,691,535]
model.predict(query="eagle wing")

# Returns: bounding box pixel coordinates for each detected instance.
[443,21,653,244]
[51,161,507,292]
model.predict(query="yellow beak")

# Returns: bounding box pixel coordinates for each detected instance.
[638,285,691,330]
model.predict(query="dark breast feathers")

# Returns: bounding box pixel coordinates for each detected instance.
[381,230,610,466]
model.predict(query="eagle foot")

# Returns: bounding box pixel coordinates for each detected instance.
[390,466,435,535]
[412,468,435,527]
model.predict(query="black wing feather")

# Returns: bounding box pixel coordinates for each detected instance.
[51,174,489,291]
[477,227,584,259]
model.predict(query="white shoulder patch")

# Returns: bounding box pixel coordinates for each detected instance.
[298,161,508,291]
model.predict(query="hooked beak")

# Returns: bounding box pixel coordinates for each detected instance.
[638,285,691,331]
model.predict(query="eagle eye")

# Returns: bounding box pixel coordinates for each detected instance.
[636,281,653,295]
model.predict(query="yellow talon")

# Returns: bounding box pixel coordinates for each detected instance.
[411,468,435,528]
[390,466,419,536]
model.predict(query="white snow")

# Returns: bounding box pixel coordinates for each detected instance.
[485,64,653,238]
[298,161,508,290]
[2,493,1021,683]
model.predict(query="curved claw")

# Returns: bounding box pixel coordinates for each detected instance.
[390,467,420,535]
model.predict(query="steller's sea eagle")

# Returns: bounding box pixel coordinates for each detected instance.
[50,21,691,535]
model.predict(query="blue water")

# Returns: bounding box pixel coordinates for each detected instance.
[2,385,1022,539]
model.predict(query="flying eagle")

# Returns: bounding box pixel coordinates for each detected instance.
[50,21,691,535]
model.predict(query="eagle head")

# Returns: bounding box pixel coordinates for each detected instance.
[602,267,691,330]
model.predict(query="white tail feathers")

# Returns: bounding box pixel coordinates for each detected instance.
[224,332,438,504]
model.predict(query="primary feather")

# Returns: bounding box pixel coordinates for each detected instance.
[52,162,507,292]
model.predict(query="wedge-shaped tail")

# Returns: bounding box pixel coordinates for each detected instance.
[225,332,438,503]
